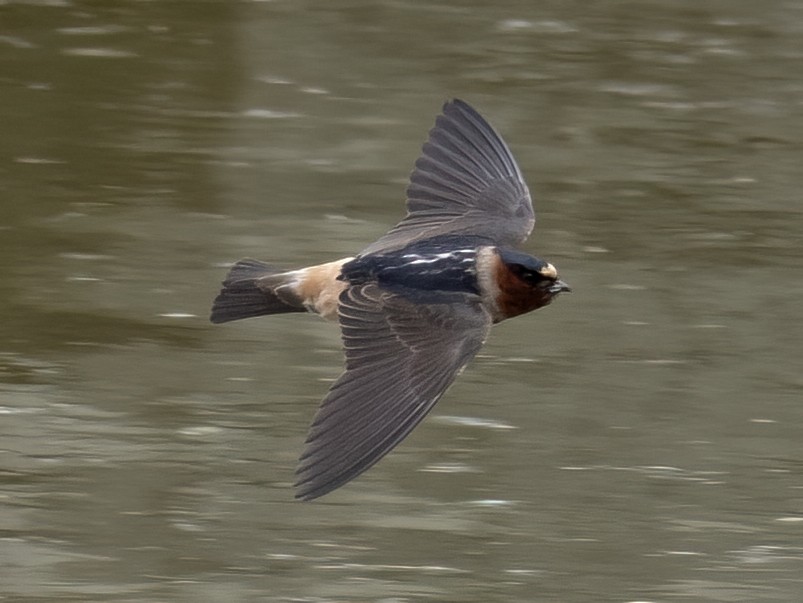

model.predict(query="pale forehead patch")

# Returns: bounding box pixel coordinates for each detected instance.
[539,263,558,280]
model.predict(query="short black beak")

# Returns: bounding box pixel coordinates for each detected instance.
[549,280,571,294]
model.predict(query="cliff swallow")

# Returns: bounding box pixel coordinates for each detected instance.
[211,99,570,500]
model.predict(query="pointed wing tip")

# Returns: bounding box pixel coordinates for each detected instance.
[293,488,319,502]
[293,440,360,502]
[293,468,346,502]
[443,97,465,108]
[442,97,477,118]
[293,472,324,501]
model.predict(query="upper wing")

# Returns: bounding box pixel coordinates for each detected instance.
[360,99,535,255]
[295,283,492,500]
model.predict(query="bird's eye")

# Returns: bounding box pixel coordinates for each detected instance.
[514,266,544,284]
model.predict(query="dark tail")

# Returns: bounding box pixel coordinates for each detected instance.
[210,259,306,324]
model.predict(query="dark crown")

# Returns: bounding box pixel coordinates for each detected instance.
[498,249,556,281]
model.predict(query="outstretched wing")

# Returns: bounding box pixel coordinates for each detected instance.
[295,284,492,500]
[360,99,535,255]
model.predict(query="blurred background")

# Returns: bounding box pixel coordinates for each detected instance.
[1,1,802,601]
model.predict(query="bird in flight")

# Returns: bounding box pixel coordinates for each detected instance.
[211,99,570,500]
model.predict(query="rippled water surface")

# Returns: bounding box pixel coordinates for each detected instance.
[2,2,802,601]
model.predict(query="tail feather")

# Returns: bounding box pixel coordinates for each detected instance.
[210,259,306,324]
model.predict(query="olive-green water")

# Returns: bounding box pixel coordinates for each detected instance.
[2,2,802,602]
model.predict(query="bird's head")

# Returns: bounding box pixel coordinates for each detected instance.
[494,248,570,320]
